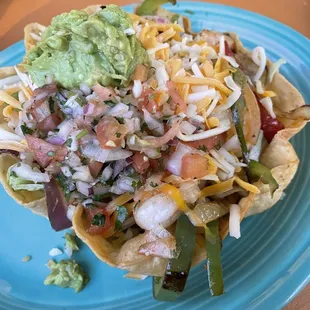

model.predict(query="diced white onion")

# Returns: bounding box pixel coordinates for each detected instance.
[108,102,129,117]
[252,46,267,82]
[124,117,141,134]
[166,143,193,175]
[61,166,72,177]
[143,109,164,136]
[72,166,94,183]
[11,163,50,183]
[106,148,133,162]
[65,152,82,168]
[223,134,240,152]
[82,143,110,163]
[80,83,91,95]
[64,95,84,117]
[260,97,276,118]
[49,248,63,257]
[209,149,235,177]
[187,89,216,104]
[101,165,113,181]
[229,204,241,239]
[186,104,197,118]
[124,28,135,35]
[156,65,169,90]
[133,80,143,98]
[179,181,200,204]
[180,121,196,135]
[76,181,92,196]
[57,119,75,140]
[66,204,76,221]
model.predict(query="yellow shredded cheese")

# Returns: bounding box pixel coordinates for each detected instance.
[0,91,21,109]
[195,97,212,113]
[156,27,176,43]
[173,76,232,95]
[169,58,182,79]
[201,60,214,77]
[200,177,235,198]
[262,90,277,98]
[234,176,260,194]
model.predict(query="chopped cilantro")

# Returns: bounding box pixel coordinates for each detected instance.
[66,138,72,147]
[56,172,73,201]
[11,92,19,100]
[92,119,99,126]
[150,182,158,188]
[56,93,66,105]
[91,213,105,227]
[115,206,128,230]
[132,179,143,189]
[76,129,88,140]
[115,132,121,138]
[105,100,116,107]
[141,122,148,132]
[115,117,124,124]
[163,145,172,155]
[81,157,87,165]
[93,193,113,201]
[198,145,207,152]
[167,96,172,104]
[49,97,55,113]
[171,14,180,23]
[21,124,34,135]
[47,151,55,157]
[215,141,222,150]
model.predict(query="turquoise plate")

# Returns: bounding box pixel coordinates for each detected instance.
[0,2,309,310]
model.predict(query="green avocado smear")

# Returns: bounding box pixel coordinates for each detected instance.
[44,260,89,293]
[24,5,149,89]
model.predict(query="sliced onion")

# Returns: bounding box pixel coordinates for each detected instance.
[101,165,113,181]
[108,102,129,117]
[76,181,92,197]
[11,163,50,183]
[72,166,94,183]
[46,136,65,145]
[44,178,72,231]
[82,143,110,163]
[113,159,132,178]
[229,204,241,239]
[166,143,193,175]
[83,103,95,115]
[143,109,164,136]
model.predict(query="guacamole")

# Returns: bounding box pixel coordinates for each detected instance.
[25,5,149,89]
[44,260,89,292]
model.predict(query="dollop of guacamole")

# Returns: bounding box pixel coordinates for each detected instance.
[44,260,89,292]
[25,5,149,88]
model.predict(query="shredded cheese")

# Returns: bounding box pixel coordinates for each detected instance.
[234,176,260,194]
[200,177,235,198]
[260,97,276,118]
[0,91,21,109]
[252,46,267,82]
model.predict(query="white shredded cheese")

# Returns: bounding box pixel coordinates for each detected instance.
[205,92,221,117]
[229,204,241,239]
[209,149,235,177]
[187,89,216,104]
[260,97,276,118]
[267,58,287,84]
[147,43,169,55]
[252,46,267,82]
[214,76,241,112]
[177,125,231,142]
[255,80,264,94]
[191,63,204,78]
[0,75,20,88]
[223,134,240,152]
[155,65,169,90]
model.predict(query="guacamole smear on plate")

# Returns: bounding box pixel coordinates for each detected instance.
[24,5,149,88]
[44,260,89,292]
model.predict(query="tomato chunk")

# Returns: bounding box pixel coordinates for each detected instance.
[85,207,114,237]
[185,134,224,151]
[181,153,209,179]
[132,152,150,174]
[167,81,187,112]
[259,103,284,143]
[96,116,128,149]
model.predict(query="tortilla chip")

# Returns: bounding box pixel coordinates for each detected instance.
[24,23,46,52]
[0,153,47,217]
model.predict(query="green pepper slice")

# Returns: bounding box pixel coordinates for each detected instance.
[153,214,196,301]
[231,70,279,195]
[136,0,177,16]
[205,219,224,296]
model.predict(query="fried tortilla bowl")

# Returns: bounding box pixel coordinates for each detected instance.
[0,4,307,280]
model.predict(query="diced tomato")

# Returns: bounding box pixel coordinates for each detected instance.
[92,83,115,101]
[166,81,187,112]
[88,160,103,178]
[25,135,67,168]
[37,113,62,132]
[259,102,284,143]
[132,152,150,174]
[96,116,128,149]
[185,134,225,151]
[138,88,159,113]
[85,206,114,237]
[181,153,209,179]
[224,41,234,57]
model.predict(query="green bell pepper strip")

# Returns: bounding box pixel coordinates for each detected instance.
[136,0,177,16]
[205,219,224,296]
[231,70,279,196]
[153,214,196,301]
